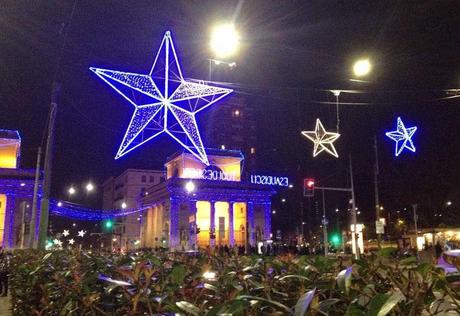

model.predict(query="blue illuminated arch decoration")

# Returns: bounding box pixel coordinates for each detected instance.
[90,31,233,165]
[385,117,417,156]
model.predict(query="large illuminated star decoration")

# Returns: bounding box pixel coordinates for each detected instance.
[385,117,417,156]
[90,31,233,165]
[301,119,340,158]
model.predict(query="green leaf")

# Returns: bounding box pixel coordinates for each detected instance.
[278,274,310,281]
[367,291,403,316]
[318,298,341,312]
[399,256,417,266]
[237,295,293,314]
[378,247,397,258]
[176,301,201,316]
[170,264,187,284]
[294,288,316,316]
[336,267,353,295]
[203,283,218,292]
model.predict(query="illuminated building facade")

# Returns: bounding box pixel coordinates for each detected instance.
[0,130,41,248]
[140,149,275,249]
[102,169,165,250]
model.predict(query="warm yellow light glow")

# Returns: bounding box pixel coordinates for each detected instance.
[353,59,371,77]
[0,194,6,245]
[196,201,210,247]
[215,202,229,245]
[233,202,247,246]
[210,23,240,58]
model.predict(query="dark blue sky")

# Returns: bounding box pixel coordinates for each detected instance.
[1,0,459,231]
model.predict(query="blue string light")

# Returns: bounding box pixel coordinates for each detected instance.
[90,31,233,165]
[49,200,146,221]
[385,117,417,157]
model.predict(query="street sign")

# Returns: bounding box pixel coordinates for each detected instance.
[376,220,384,234]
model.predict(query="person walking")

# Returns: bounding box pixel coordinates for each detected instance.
[0,247,10,296]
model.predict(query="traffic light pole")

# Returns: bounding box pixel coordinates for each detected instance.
[312,156,359,259]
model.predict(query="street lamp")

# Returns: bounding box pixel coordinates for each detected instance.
[86,182,94,192]
[185,181,195,194]
[121,202,127,209]
[353,59,371,77]
[210,23,240,59]
[68,186,76,196]
[447,201,452,206]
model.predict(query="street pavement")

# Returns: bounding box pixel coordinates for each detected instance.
[0,296,12,316]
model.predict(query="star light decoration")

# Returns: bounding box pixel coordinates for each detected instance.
[77,230,87,238]
[68,239,75,245]
[385,117,417,156]
[301,119,341,158]
[90,31,233,165]
[62,229,70,237]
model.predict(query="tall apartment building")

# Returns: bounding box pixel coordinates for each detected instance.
[206,95,258,171]
[102,169,164,250]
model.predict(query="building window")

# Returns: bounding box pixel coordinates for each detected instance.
[141,175,146,183]
[250,147,256,154]
[150,175,155,183]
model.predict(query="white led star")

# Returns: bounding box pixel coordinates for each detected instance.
[53,238,60,245]
[385,117,417,156]
[68,238,75,245]
[90,31,233,165]
[302,119,340,158]
[62,230,70,237]
[77,230,86,238]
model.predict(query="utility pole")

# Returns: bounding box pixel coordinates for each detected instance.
[322,189,328,256]
[349,155,359,259]
[20,202,27,248]
[38,82,60,249]
[29,147,42,248]
[374,135,381,248]
[413,204,419,261]
[300,200,305,243]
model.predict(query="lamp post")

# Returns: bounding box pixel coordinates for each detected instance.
[209,23,240,81]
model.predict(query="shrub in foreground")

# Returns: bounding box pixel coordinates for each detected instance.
[9,249,460,315]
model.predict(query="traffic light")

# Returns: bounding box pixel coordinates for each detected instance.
[103,219,114,231]
[304,178,315,197]
[330,233,341,246]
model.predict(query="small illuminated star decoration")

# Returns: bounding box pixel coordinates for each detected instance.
[385,117,417,156]
[90,31,233,165]
[77,230,87,238]
[53,238,63,248]
[62,229,70,237]
[301,119,341,158]
[68,239,75,245]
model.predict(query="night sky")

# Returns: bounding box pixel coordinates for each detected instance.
[1,1,459,235]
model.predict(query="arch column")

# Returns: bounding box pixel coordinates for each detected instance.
[247,201,255,247]
[228,201,235,246]
[264,202,272,240]
[210,201,216,248]
[189,200,197,249]
[169,199,180,249]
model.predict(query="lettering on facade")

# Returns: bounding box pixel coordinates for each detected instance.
[250,174,289,187]
[183,168,238,181]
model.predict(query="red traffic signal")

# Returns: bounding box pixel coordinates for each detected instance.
[304,178,315,197]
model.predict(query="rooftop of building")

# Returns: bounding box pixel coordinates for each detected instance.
[0,129,21,141]
[166,148,244,162]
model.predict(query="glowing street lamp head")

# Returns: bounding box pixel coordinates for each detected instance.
[353,59,371,77]
[210,23,240,58]
[68,186,76,195]
[121,202,127,209]
[86,182,94,192]
[185,181,195,193]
